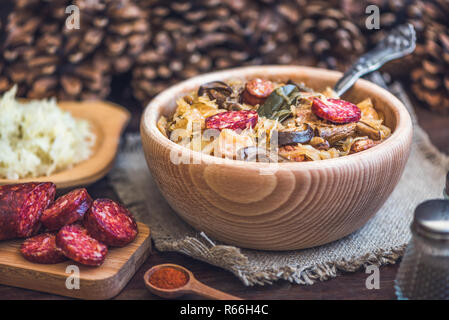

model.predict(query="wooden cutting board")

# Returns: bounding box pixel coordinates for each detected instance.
[0,222,151,299]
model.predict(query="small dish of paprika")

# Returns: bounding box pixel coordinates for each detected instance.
[143,263,241,300]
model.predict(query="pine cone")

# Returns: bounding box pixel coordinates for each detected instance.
[356,0,417,43]
[421,0,449,25]
[132,0,309,104]
[1,0,148,100]
[132,0,260,104]
[234,0,302,66]
[340,0,425,76]
[66,0,150,74]
[295,1,366,71]
[0,13,10,93]
[411,24,449,115]
[1,1,51,96]
[409,0,449,115]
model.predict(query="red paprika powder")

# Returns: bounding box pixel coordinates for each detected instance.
[149,267,189,289]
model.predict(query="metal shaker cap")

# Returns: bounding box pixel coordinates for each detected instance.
[412,200,449,240]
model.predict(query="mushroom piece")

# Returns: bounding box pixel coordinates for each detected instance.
[237,146,290,163]
[276,124,314,146]
[309,137,330,150]
[198,81,233,107]
[356,121,382,140]
[314,123,356,145]
[226,102,244,111]
[287,79,314,93]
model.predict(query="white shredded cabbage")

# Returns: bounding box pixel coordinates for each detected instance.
[0,86,95,179]
[160,80,391,161]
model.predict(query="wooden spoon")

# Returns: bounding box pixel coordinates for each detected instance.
[144,263,242,300]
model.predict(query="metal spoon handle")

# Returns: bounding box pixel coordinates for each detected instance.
[333,23,416,96]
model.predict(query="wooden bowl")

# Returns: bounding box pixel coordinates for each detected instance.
[0,100,130,189]
[140,66,413,250]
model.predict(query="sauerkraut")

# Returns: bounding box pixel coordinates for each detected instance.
[0,86,95,179]
[158,78,392,162]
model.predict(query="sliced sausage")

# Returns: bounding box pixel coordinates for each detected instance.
[0,182,56,240]
[205,110,258,131]
[56,224,108,267]
[21,232,67,264]
[84,199,138,247]
[41,188,92,231]
[242,79,274,105]
[312,98,361,124]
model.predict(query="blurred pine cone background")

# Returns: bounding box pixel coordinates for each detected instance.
[0,0,448,115]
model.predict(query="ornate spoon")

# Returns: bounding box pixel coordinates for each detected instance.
[333,23,416,96]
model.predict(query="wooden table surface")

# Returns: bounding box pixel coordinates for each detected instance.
[0,100,447,300]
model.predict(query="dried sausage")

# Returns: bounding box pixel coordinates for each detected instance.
[246,79,274,98]
[84,199,138,247]
[17,182,55,238]
[20,232,67,264]
[312,98,361,124]
[0,182,56,240]
[242,79,274,105]
[56,224,107,267]
[205,110,258,131]
[41,188,92,231]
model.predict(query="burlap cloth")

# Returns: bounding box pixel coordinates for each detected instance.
[109,83,449,286]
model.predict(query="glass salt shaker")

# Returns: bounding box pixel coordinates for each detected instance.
[444,171,448,200]
[395,199,449,300]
